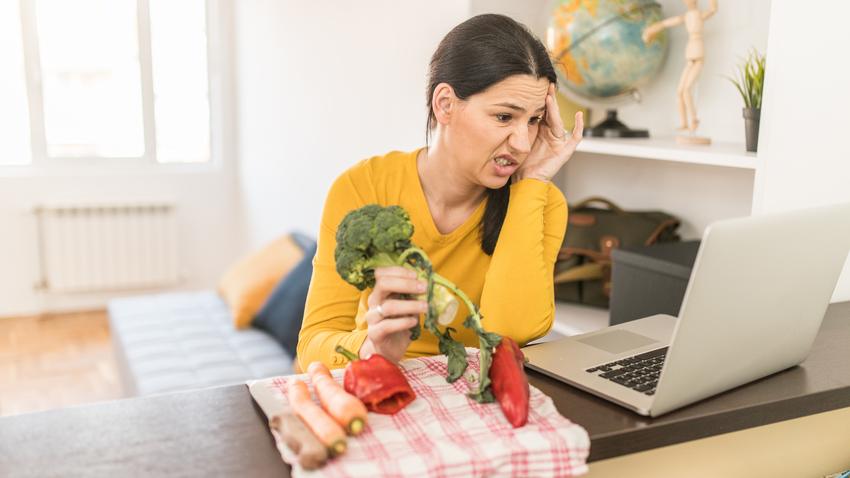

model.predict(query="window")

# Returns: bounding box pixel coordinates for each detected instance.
[0,0,32,165]
[1,0,214,166]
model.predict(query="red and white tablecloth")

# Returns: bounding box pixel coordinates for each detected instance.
[248,348,590,478]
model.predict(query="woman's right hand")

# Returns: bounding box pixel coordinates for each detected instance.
[358,266,429,363]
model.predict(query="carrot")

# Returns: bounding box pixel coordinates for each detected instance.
[307,361,369,435]
[287,379,347,457]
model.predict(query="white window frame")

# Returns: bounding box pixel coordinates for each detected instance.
[7,0,230,175]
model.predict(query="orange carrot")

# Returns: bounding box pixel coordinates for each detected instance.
[307,361,369,435]
[287,379,347,456]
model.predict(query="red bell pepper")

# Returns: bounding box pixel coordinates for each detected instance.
[335,346,416,415]
[489,337,530,427]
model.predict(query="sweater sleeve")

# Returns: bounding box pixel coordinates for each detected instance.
[478,178,568,345]
[296,170,372,371]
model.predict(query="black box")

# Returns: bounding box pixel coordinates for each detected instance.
[609,240,701,326]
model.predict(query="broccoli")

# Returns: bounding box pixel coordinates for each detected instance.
[334,204,502,402]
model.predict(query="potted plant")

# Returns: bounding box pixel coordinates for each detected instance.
[729,49,766,152]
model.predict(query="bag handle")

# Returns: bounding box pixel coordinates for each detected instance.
[558,246,610,263]
[553,262,605,284]
[573,196,624,213]
[644,218,681,245]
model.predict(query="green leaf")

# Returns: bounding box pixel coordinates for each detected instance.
[481,332,502,349]
[461,316,499,347]
[462,315,480,333]
[438,328,468,383]
[460,314,501,400]
[408,322,421,341]
[468,344,496,403]
[420,264,470,383]
[467,388,495,404]
[729,48,766,109]
[423,265,438,334]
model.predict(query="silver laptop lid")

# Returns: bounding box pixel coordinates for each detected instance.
[651,202,850,416]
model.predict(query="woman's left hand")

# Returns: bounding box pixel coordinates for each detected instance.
[515,83,584,183]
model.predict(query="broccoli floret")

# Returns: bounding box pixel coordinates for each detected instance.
[334,204,501,401]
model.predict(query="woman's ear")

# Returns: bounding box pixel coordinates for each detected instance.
[432,83,457,126]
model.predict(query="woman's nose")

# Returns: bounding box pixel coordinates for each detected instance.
[507,123,532,154]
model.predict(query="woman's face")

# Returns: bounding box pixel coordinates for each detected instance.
[440,74,550,190]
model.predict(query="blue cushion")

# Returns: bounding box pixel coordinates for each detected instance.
[253,239,316,358]
[290,231,315,252]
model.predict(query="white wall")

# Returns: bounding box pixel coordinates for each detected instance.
[0,3,243,317]
[234,0,470,248]
[472,0,773,143]
[474,1,850,303]
[234,0,770,245]
[469,1,768,239]
[0,170,242,317]
[754,0,850,302]
[617,0,772,143]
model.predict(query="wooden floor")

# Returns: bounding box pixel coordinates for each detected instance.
[0,310,123,417]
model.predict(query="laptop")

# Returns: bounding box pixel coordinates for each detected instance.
[523,202,850,417]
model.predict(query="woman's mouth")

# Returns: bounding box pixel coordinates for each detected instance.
[492,154,518,177]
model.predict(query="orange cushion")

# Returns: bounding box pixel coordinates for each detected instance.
[218,234,305,329]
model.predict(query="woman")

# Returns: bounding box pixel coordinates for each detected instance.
[296,14,583,370]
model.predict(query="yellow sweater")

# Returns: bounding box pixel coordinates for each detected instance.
[296,148,568,370]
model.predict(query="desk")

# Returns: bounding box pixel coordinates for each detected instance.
[532,300,850,461]
[2,303,849,477]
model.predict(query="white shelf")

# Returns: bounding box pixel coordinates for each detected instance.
[529,302,609,345]
[576,137,759,170]
[552,301,610,336]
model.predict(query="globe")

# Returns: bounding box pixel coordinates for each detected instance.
[547,0,669,137]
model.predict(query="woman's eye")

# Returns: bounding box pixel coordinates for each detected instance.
[495,114,542,124]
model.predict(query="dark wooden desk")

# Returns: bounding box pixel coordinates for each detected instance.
[2,303,849,477]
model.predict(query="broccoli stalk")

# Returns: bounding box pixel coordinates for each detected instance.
[349,247,459,332]
[334,204,501,403]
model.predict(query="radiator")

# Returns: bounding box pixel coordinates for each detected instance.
[34,202,180,292]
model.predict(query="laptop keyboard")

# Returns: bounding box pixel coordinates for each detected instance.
[585,347,668,396]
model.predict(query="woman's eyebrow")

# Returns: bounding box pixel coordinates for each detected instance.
[493,102,547,113]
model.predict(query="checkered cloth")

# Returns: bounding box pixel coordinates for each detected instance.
[248,348,590,477]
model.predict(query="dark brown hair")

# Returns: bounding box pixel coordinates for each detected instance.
[425,14,557,255]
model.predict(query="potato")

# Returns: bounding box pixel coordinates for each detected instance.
[271,411,329,470]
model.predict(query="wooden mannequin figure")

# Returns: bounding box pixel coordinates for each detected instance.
[643,0,718,145]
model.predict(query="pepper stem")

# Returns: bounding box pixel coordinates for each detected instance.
[335,345,359,362]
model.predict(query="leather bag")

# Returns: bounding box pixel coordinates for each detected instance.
[554,197,681,308]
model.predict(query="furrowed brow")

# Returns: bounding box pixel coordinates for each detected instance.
[493,102,546,114]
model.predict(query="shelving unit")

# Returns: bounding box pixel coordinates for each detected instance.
[577,137,759,170]
[532,301,610,345]
[553,301,609,335]
[552,138,760,336]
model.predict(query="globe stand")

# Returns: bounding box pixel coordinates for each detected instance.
[584,109,649,138]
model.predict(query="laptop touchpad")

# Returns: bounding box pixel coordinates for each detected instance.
[578,330,658,354]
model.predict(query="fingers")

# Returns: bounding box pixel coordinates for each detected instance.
[368,316,419,342]
[571,111,584,141]
[369,267,426,307]
[366,298,428,325]
[545,84,565,136]
[374,266,416,280]
[383,299,429,318]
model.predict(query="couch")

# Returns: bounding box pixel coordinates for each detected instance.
[109,290,293,397]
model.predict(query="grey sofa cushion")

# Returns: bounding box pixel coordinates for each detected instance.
[108,290,292,396]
